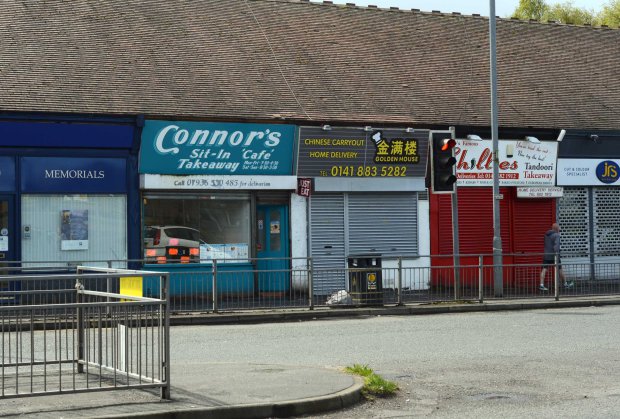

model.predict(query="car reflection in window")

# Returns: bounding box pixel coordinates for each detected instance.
[144,226,203,264]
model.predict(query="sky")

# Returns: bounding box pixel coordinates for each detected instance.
[321,0,610,17]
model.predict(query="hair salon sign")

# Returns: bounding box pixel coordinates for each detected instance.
[454,139,558,186]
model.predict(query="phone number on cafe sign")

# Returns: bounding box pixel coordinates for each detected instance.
[326,166,408,177]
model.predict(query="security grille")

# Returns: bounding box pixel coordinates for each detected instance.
[593,187,620,256]
[558,187,590,257]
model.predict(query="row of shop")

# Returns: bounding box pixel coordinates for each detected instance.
[0,116,618,294]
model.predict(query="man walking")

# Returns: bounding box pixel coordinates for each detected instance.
[539,222,572,291]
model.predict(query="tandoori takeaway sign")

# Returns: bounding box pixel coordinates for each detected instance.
[454,139,558,186]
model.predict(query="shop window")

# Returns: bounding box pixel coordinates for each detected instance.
[143,194,250,264]
[21,195,127,268]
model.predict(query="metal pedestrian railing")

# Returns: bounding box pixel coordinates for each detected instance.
[0,267,170,400]
[127,252,620,312]
[0,253,619,316]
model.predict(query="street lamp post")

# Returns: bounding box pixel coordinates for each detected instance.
[489,0,503,296]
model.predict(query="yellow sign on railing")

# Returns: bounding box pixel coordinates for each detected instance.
[120,276,143,298]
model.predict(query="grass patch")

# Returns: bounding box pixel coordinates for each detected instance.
[344,364,399,398]
[344,364,374,377]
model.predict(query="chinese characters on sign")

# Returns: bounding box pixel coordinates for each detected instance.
[297,178,312,197]
[371,131,419,165]
[297,127,428,178]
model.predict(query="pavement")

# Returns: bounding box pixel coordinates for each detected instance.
[3,296,620,419]
[2,363,364,418]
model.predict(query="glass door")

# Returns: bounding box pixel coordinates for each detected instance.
[0,196,17,303]
[0,196,15,264]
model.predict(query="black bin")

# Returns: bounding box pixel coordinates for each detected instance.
[347,254,383,306]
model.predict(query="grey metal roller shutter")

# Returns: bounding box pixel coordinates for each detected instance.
[309,193,346,294]
[309,192,420,294]
[592,188,620,280]
[558,187,590,257]
[348,193,418,256]
[558,187,590,279]
[559,187,620,280]
[593,187,620,258]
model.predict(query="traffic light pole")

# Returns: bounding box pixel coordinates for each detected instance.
[451,181,461,300]
[489,0,503,297]
[449,127,461,300]
[429,129,459,297]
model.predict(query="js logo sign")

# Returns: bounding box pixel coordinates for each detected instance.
[596,160,620,184]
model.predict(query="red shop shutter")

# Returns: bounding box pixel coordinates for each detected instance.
[430,187,515,287]
[456,188,494,254]
[509,191,556,286]
[432,187,512,255]
[511,193,556,257]
[434,194,454,254]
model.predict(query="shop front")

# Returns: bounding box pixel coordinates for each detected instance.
[138,120,297,296]
[295,126,430,296]
[430,137,559,287]
[0,117,139,271]
[556,130,620,280]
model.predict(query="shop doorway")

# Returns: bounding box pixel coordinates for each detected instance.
[0,196,15,263]
[0,196,18,302]
[256,205,290,294]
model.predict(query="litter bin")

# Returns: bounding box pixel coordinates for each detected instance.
[347,254,383,306]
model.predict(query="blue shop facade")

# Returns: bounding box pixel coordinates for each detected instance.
[0,115,141,267]
[138,120,298,296]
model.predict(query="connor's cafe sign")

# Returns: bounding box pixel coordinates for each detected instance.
[139,120,296,176]
[454,139,558,186]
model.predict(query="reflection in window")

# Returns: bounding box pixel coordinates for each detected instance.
[143,194,251,264]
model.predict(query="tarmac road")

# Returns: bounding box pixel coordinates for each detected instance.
[173,305,620,418]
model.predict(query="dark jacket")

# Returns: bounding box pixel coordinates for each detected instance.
[544,229,560,257]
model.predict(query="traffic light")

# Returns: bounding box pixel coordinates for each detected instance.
[430,132,457,193]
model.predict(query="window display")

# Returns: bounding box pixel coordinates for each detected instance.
[142,194,251,263]
[21,195,127,267]
[60,209,89,250]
